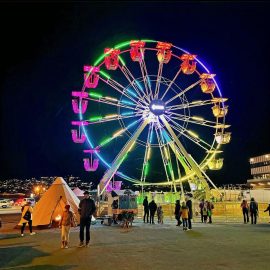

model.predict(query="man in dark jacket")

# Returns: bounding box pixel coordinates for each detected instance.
[186,196,193,230]
[174,200,181,226]
[249,197,258,224]
[148,199,157,224]
[143,196,149,223]
[78,191,96,247]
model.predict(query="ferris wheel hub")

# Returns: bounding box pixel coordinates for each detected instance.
[149,99,166,116]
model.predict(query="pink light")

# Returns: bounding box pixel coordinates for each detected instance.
[84,148,100,154]
[71,121,89,126]
[72,91,88,98]
[84,66,100,89]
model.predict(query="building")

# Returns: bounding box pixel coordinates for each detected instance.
[247,153,270,189]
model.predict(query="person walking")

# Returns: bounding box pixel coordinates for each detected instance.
[19,201,36,237]
[174,200,182,226]
[240,199,249,224]
[181,202,189,231]
[148,199,157,224]
[264,203,270,223]
[157,205,164,224]
[59,205,76,249]
[249,197,258,225]
[143,196,149,223]
[186,196,193,230]
[78,191,96,247]
[199,199,205,223]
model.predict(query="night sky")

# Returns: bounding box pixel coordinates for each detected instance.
[1,2,270,186]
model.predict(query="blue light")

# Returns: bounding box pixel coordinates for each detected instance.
[121,99,136,106]
[121,111,134,116]
[127,88,138,98]
[135,80,144,92]
[162,129,172,143]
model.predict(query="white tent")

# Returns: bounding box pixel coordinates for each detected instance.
[31,177,80,227]
[73,187,84,197]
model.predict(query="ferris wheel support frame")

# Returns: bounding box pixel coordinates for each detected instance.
[98,119,149,196]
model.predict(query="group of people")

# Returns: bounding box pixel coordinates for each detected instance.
[19,190,96,249]
[198,199,214,224]
[174,197,193,231]
[240,197,270,224]
[143,196,164,224]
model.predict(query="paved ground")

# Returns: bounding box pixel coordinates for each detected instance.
[1,217,270,270]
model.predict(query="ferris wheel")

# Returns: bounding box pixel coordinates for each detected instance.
[71,39,231,198]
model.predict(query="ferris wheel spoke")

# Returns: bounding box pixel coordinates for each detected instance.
[139,56,152,101]
[166,115,213,149]
[167,120,210,152]
[165,79,202,105]
[99,77,145,109]
[99,119,149,195]
[119,64,148,105]
[87,113,143,125]
[154,123,171,185]
[98,118,143,148]
[166,99,215,111]
[166,111,218,128]
[86,97,139,111]
[169,114,218,129]
[140,122,153,183]
[159,115,205,179]
[160,68,182,100]
[154,61,164,99]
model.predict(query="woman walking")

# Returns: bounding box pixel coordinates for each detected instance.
[240,199,249,224]
[19,201,36,236]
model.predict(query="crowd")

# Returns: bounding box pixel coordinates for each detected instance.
[15,193,270,249]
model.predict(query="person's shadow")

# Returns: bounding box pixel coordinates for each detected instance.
[0,244,75,270]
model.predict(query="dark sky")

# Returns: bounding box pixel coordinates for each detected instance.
[1,1,270,186]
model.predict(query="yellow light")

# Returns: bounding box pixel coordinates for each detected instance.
[258,183,264,186]
[113,129,125,137]
[187,130,199,138]
[128,141,136,152]
[105,114,118,119]
[147,147,151,160]
[265,155,269,158]
[164,147,169,160]
[191,100,202,105]
[267,182,270,185]
[250,158,254,162]
[55,214,61,221]
[192,116,204,121]
[105,96,118,102]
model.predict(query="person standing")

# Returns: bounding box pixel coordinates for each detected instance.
[143,196,149,223]
[199,199,205,223]
[264,203,270,223]
[19,201,36,237]
[59,205,76,249]
[240,199,249,224]
[186,196,193,230]
[148,199,157,224]
[157,205,164,224]
[249,197,258,225]
[174,200,182,226]
[206,201,214,224]
[181,202,189,231]
[78,191,96,247]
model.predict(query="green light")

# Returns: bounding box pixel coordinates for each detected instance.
[120,153,128,164]
[141,39,157,43]
[89,92,102,99]
[144,162,149,176]
[119,56,126,66]
[94,54,105,66]
[100,70,111,80]
[89,116,102,122]
[100,137,112,146]
[114,41,131,49]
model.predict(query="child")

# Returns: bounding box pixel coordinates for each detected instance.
[181,202,189,231]
[157,205,164,224]
[59,205,75,249]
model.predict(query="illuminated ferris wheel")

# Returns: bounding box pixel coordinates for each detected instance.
[71,39,231,198]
